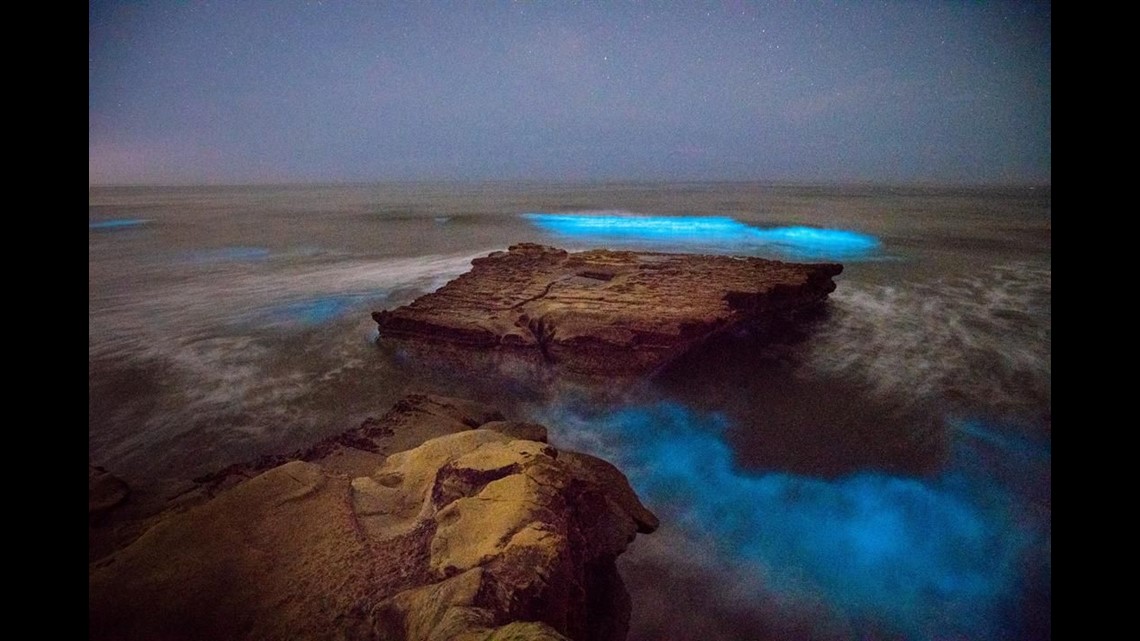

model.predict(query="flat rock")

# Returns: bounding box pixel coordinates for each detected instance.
[89,395,656,641]
[372,243,842,375]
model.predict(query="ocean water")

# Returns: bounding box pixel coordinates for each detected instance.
[89,182,1050,641]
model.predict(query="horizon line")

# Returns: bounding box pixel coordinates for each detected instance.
[89,177,1052,190]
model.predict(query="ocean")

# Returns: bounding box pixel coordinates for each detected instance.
[89,182,1050,641]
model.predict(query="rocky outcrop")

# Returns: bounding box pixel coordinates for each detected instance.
[372,243,842,375]
[190,394,508,496]
[89,394,657,641]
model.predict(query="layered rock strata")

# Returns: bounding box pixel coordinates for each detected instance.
[89,394,657,641]
[373,243,842,375]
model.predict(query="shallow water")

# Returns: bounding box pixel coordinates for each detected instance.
[89,181,1050,640]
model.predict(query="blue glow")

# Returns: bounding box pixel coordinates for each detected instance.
[263,292,384,327]
[522,212,880,260]
[183,246,271,263]
[89,218,149,230]
[548,402,1049,640]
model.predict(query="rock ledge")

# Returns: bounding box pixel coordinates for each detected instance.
[89,394,657,641]
[373,243,842,375]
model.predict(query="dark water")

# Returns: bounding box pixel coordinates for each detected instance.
[89,182,1050,641]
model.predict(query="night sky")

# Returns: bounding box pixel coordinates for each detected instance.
[89,1,1050,186]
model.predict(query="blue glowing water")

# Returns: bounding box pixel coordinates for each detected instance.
[89,218,149,230]
[263,292,384,327]
[547,402,1049,640]
[522,212,880,260]
[88,183,1050,641]
[183,246,271,263]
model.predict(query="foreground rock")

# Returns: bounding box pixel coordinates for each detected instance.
[373,243,842,375]
[89,394,657,641]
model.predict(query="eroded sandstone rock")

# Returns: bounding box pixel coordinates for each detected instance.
[191,393,506,495]
[373,243,842,375]
[89,395,656,641]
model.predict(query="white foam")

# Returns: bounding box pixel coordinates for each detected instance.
[89,250,494,477]
[802,261,1051,417]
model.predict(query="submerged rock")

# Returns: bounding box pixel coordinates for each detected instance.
[89,394,657,641]
[372,243,842,375]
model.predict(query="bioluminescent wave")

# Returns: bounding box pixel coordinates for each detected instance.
[541,402,1049,641]
[181,246,272,263]
[90,218,150,230]
[263,292,386,327]
[522,212,880,260]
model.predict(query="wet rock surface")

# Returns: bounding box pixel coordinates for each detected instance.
[372,243,843,376]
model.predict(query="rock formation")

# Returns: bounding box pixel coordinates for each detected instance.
[89,394,658,641]
[372,243,842,375]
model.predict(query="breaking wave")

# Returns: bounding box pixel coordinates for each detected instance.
[523,211,881,261]
[88,250,491,479]
[805,261,1051,422]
